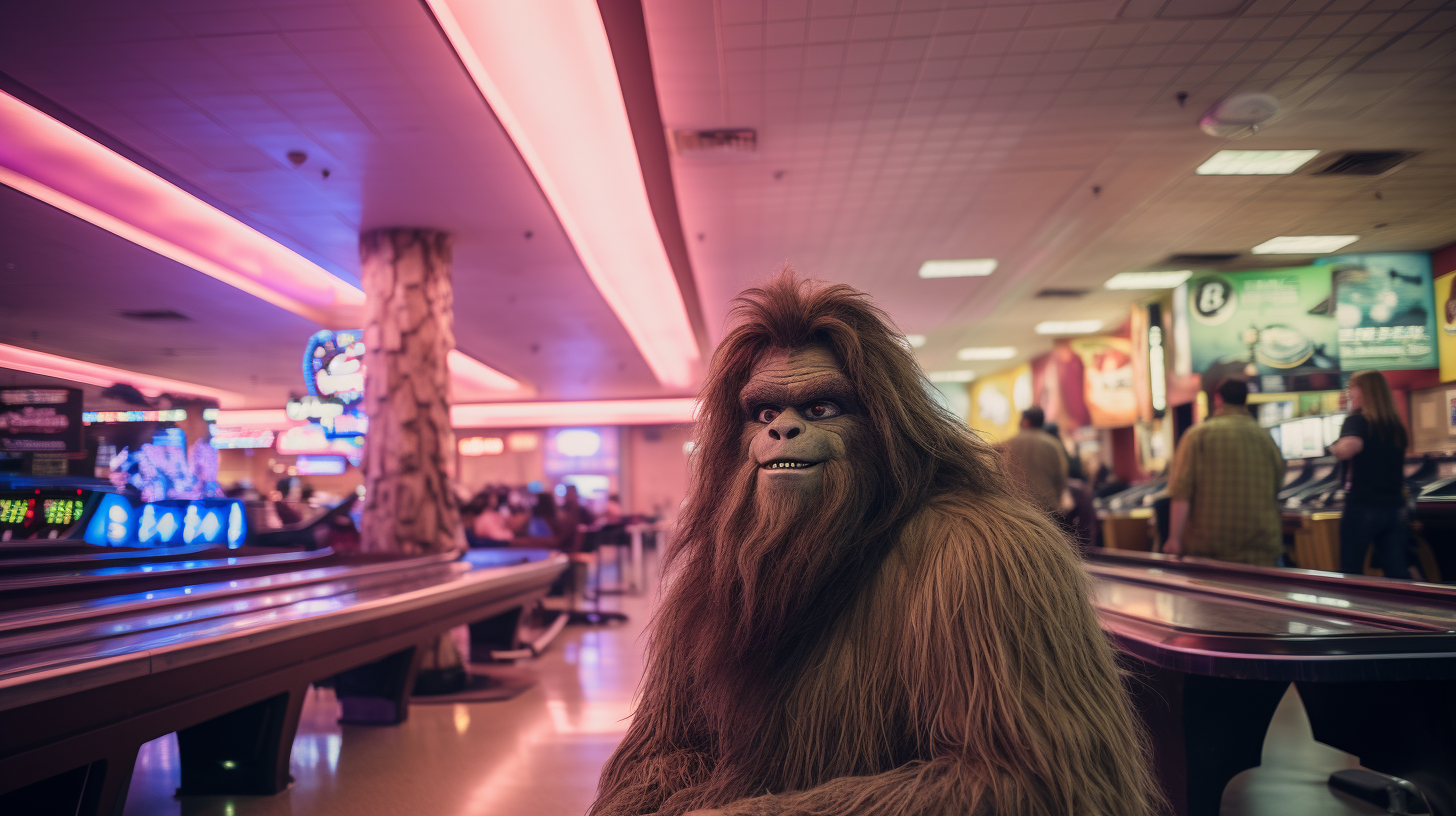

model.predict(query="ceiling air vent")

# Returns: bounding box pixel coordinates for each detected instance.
[1035,288,1089,298]
[671,128,757,156]
[1313,151,1417,176]
[1165,253,1239,267]
[120,309,191,321]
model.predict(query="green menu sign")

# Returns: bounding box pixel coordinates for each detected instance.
[1186,265,1339,375]
[1184,253,1436,375]
[1324,252,1436,370]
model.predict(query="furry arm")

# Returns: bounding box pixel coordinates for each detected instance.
[711,500,1155,816]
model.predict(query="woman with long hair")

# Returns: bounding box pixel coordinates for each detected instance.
[1331,369,1411,578]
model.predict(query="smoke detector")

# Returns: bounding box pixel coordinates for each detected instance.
[1199,92,1280,139]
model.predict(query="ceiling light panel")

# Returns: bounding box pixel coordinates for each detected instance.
[426,0,699,388]
[1196,150,1320,175]
[956,347,1016,361]
[1104,271,1193,290]
[1035,320,1104,335]
[918,259,998,278]
[927,370,977,383]
[904,334,927,348]
[1251,235,1360,254]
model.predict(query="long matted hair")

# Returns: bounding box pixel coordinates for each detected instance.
[594,270,1161,816]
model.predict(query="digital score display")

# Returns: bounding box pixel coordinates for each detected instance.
[0,499,29,525]
[43,499,84,525]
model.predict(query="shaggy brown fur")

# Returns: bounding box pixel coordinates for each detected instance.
[591,272,1160,816]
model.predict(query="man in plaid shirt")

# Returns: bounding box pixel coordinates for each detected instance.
[1163,379,1286,566]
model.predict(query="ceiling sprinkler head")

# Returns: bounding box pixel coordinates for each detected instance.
[1199,92,1280,140]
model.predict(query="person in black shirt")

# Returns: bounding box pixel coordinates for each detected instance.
[1330,369,1410,578]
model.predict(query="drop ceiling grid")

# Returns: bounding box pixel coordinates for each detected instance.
[650,0,1456,361]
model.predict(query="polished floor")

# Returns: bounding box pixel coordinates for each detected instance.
[121,551,1384,816]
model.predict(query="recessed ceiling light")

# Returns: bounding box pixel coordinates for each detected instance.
[1035,320,1103,335]
[904,334,927,348]
[1104,270,1193,290]
[918,259,997,278]
[1196,149,1320,175]
[927,370,977,383]
[957,346,1016,361]
[1251,235,1359,254]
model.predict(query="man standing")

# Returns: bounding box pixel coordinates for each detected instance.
[999,406,1068,516]
[1164,379,1286,565]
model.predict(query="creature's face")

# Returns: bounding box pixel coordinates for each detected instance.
[741,345,858,494]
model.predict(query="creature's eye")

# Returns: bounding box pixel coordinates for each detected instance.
[755,406,780,423]
[803,401,841,420]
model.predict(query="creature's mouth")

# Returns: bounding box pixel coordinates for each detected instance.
[760,459,821,470]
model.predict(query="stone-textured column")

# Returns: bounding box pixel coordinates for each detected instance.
[359,228,465,556]
[359,228,468,693]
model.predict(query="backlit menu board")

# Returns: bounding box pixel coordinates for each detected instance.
[1324,252,1437,370]
[0,388,83,453]
[1183,253,1438,376]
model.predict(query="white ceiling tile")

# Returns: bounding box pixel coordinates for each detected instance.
[768,0,812,20]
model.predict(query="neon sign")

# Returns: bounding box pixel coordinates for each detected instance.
[459,437,505,456]
[286,330,367,461]
[209,427,276,449]
[83,410,187,424]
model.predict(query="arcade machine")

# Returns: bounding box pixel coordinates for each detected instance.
[1095,475,1168,552]
[1413,452,1456,581]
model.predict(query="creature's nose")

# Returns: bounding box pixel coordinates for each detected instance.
[767,411,803,441]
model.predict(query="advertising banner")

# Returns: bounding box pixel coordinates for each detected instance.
[1185,265,1339,377]
[968,364,1031,443]
[1068,336,1137,428]
[1324,252,1436,370]
[0,387,83,453]
[1437,268,1456,382]
[1185,254,1437,377]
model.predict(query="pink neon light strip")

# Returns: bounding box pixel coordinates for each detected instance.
[0,91,525,395]
[427,0,700,388]
[211,410,295,430]
[448,350,526,397]
[451,398,697,428]
[216,399,698,431]
[0,343,245,406]
[0,91,363,323]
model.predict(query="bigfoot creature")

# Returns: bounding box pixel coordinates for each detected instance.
[592,274,1159,816]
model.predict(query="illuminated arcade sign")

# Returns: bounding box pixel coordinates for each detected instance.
[83,409,187,423]
[276,424,363,459]
[306,330,365,403]
[86,496,247,548]
[288,330,367,461]
[458,436,505,456]
[1,387,82,453]
[209,427,276,450]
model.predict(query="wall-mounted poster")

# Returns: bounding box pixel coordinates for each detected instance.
[0,388,82,453]
[1322,252,1436,370]
[1436,268,1456,383]
[1068,336,1138,428]
[1185,266,1339,377]
[1185,255,1438,378]
[967,364,1031,443]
